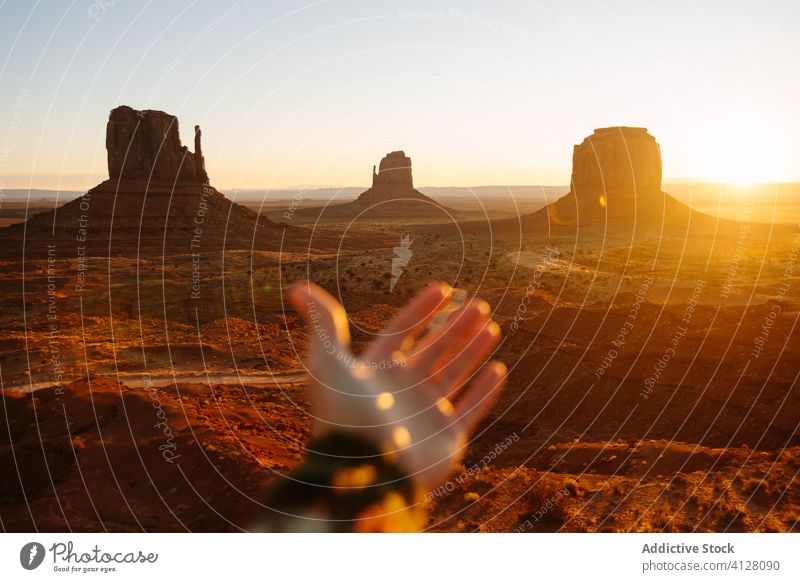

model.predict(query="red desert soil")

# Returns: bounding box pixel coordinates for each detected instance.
[2,211,799,532]
[1,126,798,532]
[1,377,310,532]
[2,372,797,532]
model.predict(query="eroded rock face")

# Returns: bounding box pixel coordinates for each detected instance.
[289,150,455,221]
[0,105,322,258]
[357,150,437,209]
[570,127,662,198]
[106,106,208,184]
[372,151,413,187]
[542,126,684,226]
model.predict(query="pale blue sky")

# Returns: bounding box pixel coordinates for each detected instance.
[0,0,798,189]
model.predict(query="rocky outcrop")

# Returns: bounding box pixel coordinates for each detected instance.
[106,106,208,184]
[532,126,697,230]
[356,151,440,208]
[286,150,456,223]
[372,151,413,187]
[0,106,322,258]
[570,127,662,199]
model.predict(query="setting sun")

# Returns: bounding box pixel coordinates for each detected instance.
[688,111,793,186]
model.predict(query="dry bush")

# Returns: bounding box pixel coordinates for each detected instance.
[523,481,571,524]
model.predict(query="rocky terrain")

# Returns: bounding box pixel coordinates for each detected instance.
[1,126,798,532]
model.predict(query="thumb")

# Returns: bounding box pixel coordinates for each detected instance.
[287,280,351,358]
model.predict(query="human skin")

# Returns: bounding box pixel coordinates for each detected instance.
[287,280,508,489]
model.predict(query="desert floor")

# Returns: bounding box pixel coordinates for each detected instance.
[1,196,798,532]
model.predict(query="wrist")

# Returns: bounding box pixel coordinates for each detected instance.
[258,432,426,532]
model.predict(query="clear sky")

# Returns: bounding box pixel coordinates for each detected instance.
[0,0,798,191]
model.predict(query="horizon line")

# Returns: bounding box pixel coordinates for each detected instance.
[4,179,800,195]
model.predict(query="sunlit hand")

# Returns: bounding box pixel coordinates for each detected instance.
[287,280,507,489]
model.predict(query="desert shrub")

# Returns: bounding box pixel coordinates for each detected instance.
[523,482,571,524]
[564,478,583,498]
[642,507,681,533]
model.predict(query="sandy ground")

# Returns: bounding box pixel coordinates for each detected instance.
[1,198,799,532]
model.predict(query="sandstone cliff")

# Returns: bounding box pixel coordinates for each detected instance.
[357,150,433,207]
[372,150,413,188]
[570,127,662,201]
[544,126,691,227]
[106,106,208,184]
[0,107,316,258]
[289,150,458,223]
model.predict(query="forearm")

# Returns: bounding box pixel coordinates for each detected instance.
[255,432,426,532]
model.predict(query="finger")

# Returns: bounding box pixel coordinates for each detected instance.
[433,320,501,393]
[454,362,507,434]
[363,282,452,363]
[410,299,490,370]
[287,280,351,357]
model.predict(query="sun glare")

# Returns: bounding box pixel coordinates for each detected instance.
[690,112,791,186]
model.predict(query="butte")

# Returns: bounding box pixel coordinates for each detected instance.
[289,150,460,223]
[471,126,730,245]
[544,126,692,230]
[0,106,317,259]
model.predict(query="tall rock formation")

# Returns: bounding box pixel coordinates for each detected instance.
[355,151,443,210]
[289,150,457,223]
[372,150,413,187]
[570,127,662,201]
[0,106,314,258]
[106,106,209,184]
[543,126,690,228]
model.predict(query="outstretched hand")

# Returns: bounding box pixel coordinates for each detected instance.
[287,280,507,489]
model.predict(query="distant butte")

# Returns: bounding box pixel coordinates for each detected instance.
[541,126,695,229]
[288,150,459,223]
[356,151,439,207]
[572,127,661,200]
[0,106,315,258]
[372,151,414,187]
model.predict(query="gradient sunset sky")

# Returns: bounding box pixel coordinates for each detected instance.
[0,0,798,190]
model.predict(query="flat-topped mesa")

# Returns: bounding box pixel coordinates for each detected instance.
[372,150,413,188]
[537,126,690,228]
[570,127,662,201]
[106,105,208,184]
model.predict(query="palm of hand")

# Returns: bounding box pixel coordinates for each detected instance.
[288,281,507,489]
